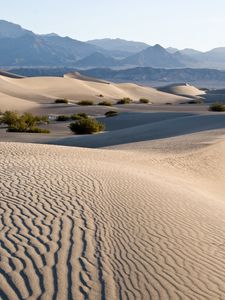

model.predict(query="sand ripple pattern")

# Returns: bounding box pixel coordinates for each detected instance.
[0,143,225,299]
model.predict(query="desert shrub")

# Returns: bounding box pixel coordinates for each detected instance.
[77,100,94,106]
[56,115,71,121]
[165,102,172,105]
[71,113,88,120]
[69,118,105,134]
[0,111,20,126]
[139,98,150,104]
[186,99,203,104]
[98,94,104,97]
[55,98,69,104]
[105,111,118,117]
[1,111,50,133]
[98,101,112,106]
[8,127,50,133]
[209,102,225,112]
[117,97,132,104]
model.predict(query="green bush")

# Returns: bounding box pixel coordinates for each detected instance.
[8,127,50,133]
[139,98,150,104]
[56,115,71,121]
[1,111,50,133]
[69,118,105,134]
[77,100,94,106]
[105,111,118,117]
[55,98,69,104]
[0,111,20,126]
[98,101,112,106]
[71,113,88,120]
[117,97,132,104]
[209,102,225,112]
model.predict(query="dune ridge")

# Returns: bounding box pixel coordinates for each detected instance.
[0,75,193,112]
[0,135,225,299]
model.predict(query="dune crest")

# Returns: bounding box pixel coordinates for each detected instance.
[0,74,193,112]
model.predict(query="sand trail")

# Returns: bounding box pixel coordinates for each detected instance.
[0,139,225,299]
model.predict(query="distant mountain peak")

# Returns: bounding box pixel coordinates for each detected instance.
[0,19,33,38]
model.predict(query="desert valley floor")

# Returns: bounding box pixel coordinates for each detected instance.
[0,72,225,299]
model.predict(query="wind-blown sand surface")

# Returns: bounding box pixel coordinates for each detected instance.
[1,72,225,299]
[1,130,225,299]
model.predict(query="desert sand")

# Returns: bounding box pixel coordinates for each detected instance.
[0,74,197,113]
[0,72,225,299]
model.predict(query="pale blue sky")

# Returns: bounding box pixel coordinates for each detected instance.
[0,0,225,51]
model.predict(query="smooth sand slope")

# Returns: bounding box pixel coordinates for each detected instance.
[0,131,225,299]
[50,113,225,148]
[158,83,205,97]
[0,74,193,113]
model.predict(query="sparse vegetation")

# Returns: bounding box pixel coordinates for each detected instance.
[69,118,105,134]
[139,98,150,104]
[55,98,69,104]
[209,102,225,112]
[77,100,94,106]
[98,101,112,106]
[8,127,50,133]
[0,111,20,127]
[0,111,50,133]
[105,111,118,117]
[117,97,132,104]
[71,113,88,120]
[56,115,71,121]
[187,99,203,104]
[98,94,104,97]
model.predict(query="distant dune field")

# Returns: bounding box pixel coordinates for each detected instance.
[0,74,196,113]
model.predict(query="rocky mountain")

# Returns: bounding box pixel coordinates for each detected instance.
[1,20,225,69]
[121,44,184,68]
[75,52,119,68]
[87,38,149,53]
[0,20,97,66]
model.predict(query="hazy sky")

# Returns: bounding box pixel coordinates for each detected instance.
[1,0,225,51]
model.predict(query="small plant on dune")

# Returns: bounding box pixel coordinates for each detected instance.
[1,111,50,133]
[117,97,132,104]
[105,110,118,117]
[69,118,105,134]
[98,101,113,106]
[71,113,88,120]
[8,126,50,133]
[55,98,69,104]
[139,98,150,104]
[77,100,94,106]
[209,102,225,112]
[98,94,104,97]
[56,115,71,121]
[0,111,20,127]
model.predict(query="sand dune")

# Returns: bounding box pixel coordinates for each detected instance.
[158,83,205,98]
[0,74,192,112]
[49,113,225,148]
[0,69,24,78]
[64,71,110,84]
[0,91,39,112]
[1,70,225,299]
[0,133,225,299]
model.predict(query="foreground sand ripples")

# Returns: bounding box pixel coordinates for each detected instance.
[0,142,225,299]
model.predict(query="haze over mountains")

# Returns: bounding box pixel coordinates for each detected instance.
[1,20,225,69]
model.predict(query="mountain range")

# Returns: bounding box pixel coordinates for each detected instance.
[1,20,225,69]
